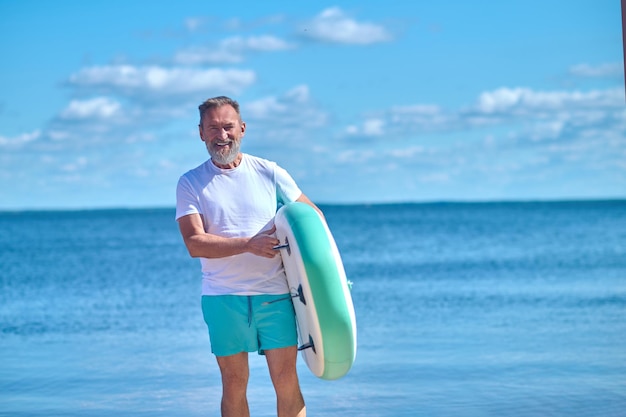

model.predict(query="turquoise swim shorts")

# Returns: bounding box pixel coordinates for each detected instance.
[201,294,298,357]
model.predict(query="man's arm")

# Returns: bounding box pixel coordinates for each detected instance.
[177,213,279,259]
[296,193,325,219]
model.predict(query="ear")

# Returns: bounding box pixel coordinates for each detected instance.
[198,124,205,142]
[240,121,246,137]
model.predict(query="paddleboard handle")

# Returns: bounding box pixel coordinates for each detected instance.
[273,237,291,255]
[298,335,316,353]
[261,284,306,306]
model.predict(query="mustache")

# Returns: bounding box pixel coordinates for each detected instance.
[206,139,240,165]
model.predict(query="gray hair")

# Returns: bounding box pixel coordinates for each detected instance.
[198,96,242,125]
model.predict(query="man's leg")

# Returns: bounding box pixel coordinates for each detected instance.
[265,346,306,417]
[216,352,250,417]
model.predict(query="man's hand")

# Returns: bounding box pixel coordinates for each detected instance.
[246,225,280,258]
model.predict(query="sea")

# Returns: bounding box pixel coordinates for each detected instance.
[1,200,625,417]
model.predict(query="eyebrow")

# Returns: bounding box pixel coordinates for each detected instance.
[209,123,234,127]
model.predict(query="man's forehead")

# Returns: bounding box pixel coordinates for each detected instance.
[203,105,240,122]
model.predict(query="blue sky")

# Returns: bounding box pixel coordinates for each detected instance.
[1,0,624,209]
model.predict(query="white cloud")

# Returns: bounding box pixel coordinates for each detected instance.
[47,64,256,150]
[283,84,311,103]
[337,85,626,184]
[569,63,623,78]
[477,87,529,114]
[347,118,386,136]
[475,87,623,114]
[528,120,566,141]
[363,118,385,135]
[371,87,623,139]
[388,104,449,131]
[346,106,443,137]
[461,87,625,144]
[174,35,294,65]
[224,35,294,52]
[0,130,41,148]
[67,65,256,97]
[301,7,392,45]
[429,87,620,184]
[60,97,121,120]
[245,85,322,123]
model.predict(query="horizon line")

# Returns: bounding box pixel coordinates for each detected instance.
[1,197,625,213]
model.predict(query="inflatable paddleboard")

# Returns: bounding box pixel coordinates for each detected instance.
[274,202,357,380]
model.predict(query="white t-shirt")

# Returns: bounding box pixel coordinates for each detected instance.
[175,154,302,295]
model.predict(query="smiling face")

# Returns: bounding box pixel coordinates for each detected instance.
[199,104,246,169]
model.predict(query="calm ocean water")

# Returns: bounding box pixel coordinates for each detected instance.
[1,201,625,417]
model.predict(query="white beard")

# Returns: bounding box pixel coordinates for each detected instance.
[207,140,240,166]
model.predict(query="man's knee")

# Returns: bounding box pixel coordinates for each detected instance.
[265,347,300,391]
[221,369,249,390]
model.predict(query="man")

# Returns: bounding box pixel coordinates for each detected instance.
[176,96,318,417]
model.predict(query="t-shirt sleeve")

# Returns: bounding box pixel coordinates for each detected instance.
[175,175,200,221]
[275,165,302,204]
